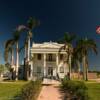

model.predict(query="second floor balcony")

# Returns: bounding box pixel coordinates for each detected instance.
[46,58,56,62]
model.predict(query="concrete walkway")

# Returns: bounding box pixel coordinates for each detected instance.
[37,79,64,100]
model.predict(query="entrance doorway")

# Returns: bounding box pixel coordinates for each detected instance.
[48,67,53,77]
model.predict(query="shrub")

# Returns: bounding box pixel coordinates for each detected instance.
[61,80,89,100]
[17,80,42,100]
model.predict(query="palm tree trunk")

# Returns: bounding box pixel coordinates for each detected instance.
[11,49,14,66]
[24,42,27,80]
[77,60,80,79]
[25,36,30,80]
[28,36,30,62]
[28,36,31,79]
[85,58,88,81]
[83,55,86,80]
[69,54,72,80]
[11,49,14,80]
[25,45,27,59]
[15,41,19,80]
[86,66,88,81]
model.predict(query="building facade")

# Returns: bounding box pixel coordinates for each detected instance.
[30,42,70,79]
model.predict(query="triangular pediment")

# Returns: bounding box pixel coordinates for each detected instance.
[32,42,64,49]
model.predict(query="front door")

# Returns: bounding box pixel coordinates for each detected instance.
[48,67,53,77]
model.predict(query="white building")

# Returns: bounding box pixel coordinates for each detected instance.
[30,42,70,79]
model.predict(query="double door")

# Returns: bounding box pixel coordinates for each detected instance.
[48,67,53,77]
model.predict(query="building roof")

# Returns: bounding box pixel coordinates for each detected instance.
[31,42,68,54]
[32,41,67,48]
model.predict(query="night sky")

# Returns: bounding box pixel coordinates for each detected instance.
[0,0,100,70]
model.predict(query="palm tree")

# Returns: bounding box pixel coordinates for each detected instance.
[76,38,97,81]
[4,29,24,80]
[58,32,76,80]
[12,30,22,80]
[4,39,15,79]
[17,17,40,80]
[26,17,40,80]
[72,47,82,79]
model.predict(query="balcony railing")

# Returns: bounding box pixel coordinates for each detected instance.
[46,59,56,62]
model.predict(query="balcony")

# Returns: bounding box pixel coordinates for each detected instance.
[46,59,56,62]
[46,59,56,65]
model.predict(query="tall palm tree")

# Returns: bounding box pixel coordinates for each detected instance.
[12,30,22,80]
[4,29,24,80]
[58,32,76,80]
[26,17,40,80]
[17,17,39,80]
[4,39,15,79]
[76,38,97,81]
[72,47,82,79]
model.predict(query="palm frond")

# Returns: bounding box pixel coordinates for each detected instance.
[16,25,27,32]
[5,39,15,49]
[59,45,66,53]
[27,17,39,30]
[4,39,15,63]
[63,32,76,43]
[13,30,21,41]
[19,46,25,53]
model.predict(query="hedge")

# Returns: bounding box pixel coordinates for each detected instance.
[15,80,42,100]
[61,80,89,100]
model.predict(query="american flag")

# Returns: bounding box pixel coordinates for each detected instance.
[96,26,100,34]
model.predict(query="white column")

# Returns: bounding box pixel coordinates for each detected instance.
[30,60,33,79]
[56,53,59,73]
[43,53,46,77]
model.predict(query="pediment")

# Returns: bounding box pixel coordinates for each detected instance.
[32,42,64,49]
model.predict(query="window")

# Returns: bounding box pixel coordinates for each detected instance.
[37,54,41,60]
[37,67,41,73]
[60,54,63,60]
[48,54,52,61]
[60,67,64,73]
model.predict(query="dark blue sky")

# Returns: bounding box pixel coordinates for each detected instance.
[0,0,100,70]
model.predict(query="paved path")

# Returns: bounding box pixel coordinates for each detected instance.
[37,79,64,100]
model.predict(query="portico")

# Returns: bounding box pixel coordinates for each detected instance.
[30,42,70,79]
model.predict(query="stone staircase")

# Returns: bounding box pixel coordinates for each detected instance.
[42,78,60,85]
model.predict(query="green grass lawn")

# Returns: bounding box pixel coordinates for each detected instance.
[0,81,27,100]
[86,82,100,100]
[0,80,100,100]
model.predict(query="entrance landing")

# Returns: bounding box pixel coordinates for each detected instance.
[42,78,60,85]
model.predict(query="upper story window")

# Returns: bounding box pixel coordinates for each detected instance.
[37,54,41,60]
[48,54,52,61]
[60,54,63,60]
